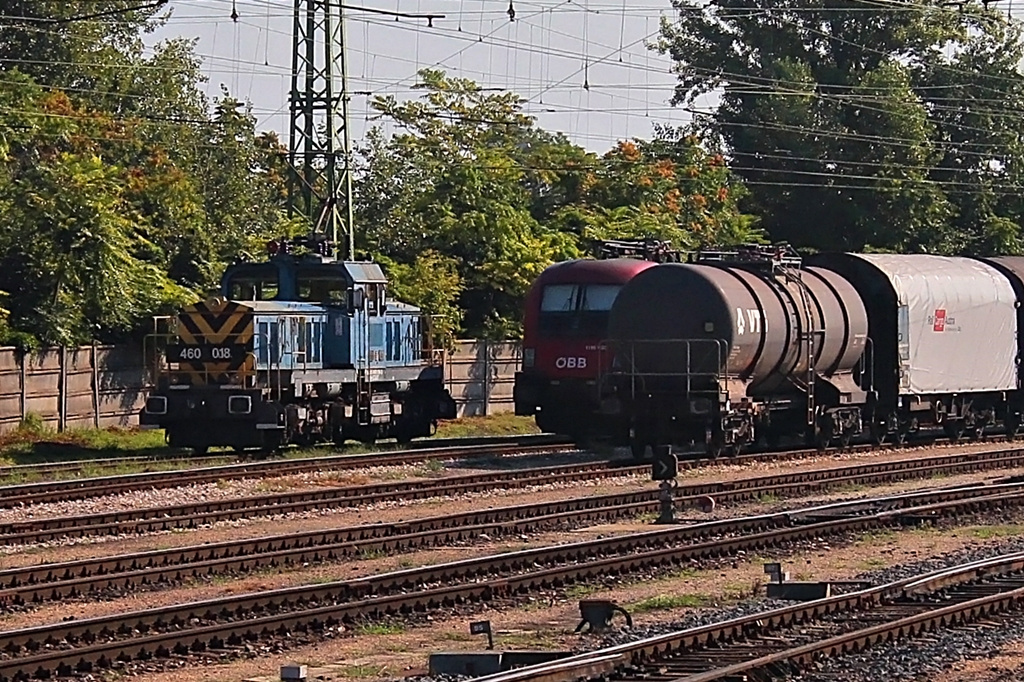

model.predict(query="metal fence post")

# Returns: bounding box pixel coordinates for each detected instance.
[92,343,100,428]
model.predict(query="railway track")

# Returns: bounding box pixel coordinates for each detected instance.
[0,481,1021,679]
[0,434,570,487]
[0,434,575,507]
[0,428,1000,509]
[3,445,1024,546]
[1,465,1024,610]
[470,555,1024,682]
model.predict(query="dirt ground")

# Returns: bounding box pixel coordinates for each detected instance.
[106,485,1024,681]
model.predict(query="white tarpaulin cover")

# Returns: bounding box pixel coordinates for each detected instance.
[852,254,1017,394]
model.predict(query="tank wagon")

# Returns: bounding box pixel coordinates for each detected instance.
[605,246,1024,457]
[514,240,680,441]
[140,236,457,453]
[607,246,868,456]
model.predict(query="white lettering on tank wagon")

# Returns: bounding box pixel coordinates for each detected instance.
[735,308,764,335]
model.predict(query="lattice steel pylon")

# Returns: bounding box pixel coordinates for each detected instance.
[288,0,355,259]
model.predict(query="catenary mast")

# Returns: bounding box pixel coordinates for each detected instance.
[288,0,355,260]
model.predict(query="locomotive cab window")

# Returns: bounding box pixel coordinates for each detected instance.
[297,268,348,305]
[365,283,385,316]
[226,265,278,301]
[539,284,623,338]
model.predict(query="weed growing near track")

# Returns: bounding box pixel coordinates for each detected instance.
[434,414,539,439]
[0,415,170,464]
[629,593,715,612]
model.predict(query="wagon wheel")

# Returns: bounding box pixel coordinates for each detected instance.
[706,428,726,460]
[839,429,854,449]
[629,423,652,461]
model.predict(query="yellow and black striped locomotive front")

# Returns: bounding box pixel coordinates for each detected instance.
[141,298,283,453]
[170,298,255,385]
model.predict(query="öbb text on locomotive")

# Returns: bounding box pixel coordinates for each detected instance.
[139,236,456,453]
[514,244,1024,457]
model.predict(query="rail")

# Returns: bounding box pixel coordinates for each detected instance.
[3,474,1024,679]
[471,552,1024,682]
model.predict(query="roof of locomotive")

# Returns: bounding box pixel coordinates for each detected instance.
[536,258,657,286]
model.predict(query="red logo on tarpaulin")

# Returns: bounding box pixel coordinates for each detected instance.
[933,309,946,332]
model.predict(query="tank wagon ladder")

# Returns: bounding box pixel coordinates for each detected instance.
[778,263,822,441]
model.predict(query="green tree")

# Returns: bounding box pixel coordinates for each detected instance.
[357,69,580,338]
[658,0,1024,254]
[379,251,463,350]
[555,128,760,248]
[0,1,292,346]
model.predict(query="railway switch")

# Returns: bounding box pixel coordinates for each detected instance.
[575,599,633,633]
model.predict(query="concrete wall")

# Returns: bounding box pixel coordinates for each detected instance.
[0,345,149,433]
[443,340,521,417]
[0,340,520,433]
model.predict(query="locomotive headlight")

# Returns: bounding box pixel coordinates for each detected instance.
[524,348,535,368]
[145,396,167,415]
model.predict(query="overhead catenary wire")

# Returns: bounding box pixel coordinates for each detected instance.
[3,0,1024,186]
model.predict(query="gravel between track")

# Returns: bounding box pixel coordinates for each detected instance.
[787,536,1024,682]
[104,499,1024,680]
[0,440,1012,526]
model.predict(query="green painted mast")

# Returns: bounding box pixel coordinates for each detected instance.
[288,0,355,260]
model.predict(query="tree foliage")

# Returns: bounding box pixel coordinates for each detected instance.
[0,6,288,347]
[358,69,754,338]
[658,0,1024,254]
[0,3,755,346]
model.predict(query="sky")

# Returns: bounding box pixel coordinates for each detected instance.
[149,0,700,152]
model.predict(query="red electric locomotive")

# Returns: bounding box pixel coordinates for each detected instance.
[514,241,676,442]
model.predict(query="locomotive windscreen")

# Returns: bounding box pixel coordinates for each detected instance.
[538,283,622,338]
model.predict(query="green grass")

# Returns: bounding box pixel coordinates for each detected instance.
[564,584,601,599]
[354,623,405,636]
[858,556,889,570]
[496,630,562,649]
[0,419,172,463]
[630,593,714,613]
[665,567,701,580]
[755,492,780,504]
[434,414,539,439]
[970,524,1024,540]
[0,412,539,488]
[857,529,898,544]
[341,665,387,679]
[416,459,446,476]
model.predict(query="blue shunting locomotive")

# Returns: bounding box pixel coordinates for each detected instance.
[139,237,457,453]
